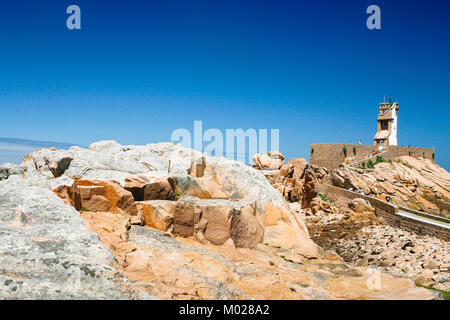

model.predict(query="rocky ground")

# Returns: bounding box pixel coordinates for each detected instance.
[252,152,450,218]
[332,156,450,218]
[0,141,439,299]
[252,153,449,294]
[295,201,450,292]
[79,209,436,299]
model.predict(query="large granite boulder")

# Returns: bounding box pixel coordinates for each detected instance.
[22,141,320,258]
[0,163,24,180]
[251,151,285,170]
[0,178,152,299]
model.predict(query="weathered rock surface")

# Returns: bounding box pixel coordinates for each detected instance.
[310,196,339,215]
[332,156,450,217]
[32,142,320,257]
[79,210,437,300]
[136,200,176,232]
[125,175,174,201]
[348,198,376,215]
[251,151,285,170]
[300,202,449,292]
[0,141,443,300]
[74,179,138,216]
[0,178,153,299]
[253,154,330,206]
[336,224,450,291]
[0,163,23,180]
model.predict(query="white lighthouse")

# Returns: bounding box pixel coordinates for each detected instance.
[373,100,399,150]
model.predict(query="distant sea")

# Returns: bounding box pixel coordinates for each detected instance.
[0,138,79,165]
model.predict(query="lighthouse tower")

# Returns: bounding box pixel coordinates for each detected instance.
[373,100,399,150]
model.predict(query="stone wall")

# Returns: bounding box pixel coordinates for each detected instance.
[310,144,376,170]
[315,184,449,241]
[310,143,434,170]
[398,206,450,224]
[382,146,434,161]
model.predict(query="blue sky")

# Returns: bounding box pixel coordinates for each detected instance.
[0,0,449,168]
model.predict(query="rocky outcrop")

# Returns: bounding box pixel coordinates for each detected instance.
[336,224,449,291]
[0,178,153,299]
[79,208,437,300]
[348,198,376,215]
[0,141,441,300]
[251,151,285,170]
[252,153,330,207]
[310,196,339,215]
[331,156,450,218]
[124,175,175,201]
[38,142,320,258]
[0,163,23,180]
[300,198,449,292]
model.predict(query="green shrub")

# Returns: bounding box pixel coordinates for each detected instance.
[318,193,329,202]
[367,160,374,169]
[311,148,314,154]
[353,147,356,155]
[432,153,435,160]
[375,156,386,165]
[361,161,366,168]
[401,161,412,169]
[343,146,347,157]
[415,283,450,300]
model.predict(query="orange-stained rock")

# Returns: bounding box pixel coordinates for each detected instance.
[78,185,105,200]
[261,202,288,226]
[75,179,138,215]
[124,175,175,201]
[83,194,111,212]
[197,175,230,199]
[230,206,264,248]
[125,250,154,274]
[261,202,290,226]
[187,157,206,177]
[348,198,375,214]
[251,152,285,170]
[79,211,136,265]
[137,198,267,249]
[136,200,176,231]
[201,205,233,245]
[171,201,199,237]
[78,208,439,300]
[288,158,309,180]
[259,202,319,258]
[52,184,81,210]
[168,175,212,199]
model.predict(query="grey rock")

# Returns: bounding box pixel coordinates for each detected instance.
[0,178,146,299]
[0,163,24,180]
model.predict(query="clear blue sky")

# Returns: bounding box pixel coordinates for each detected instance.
[0,0,449,168]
